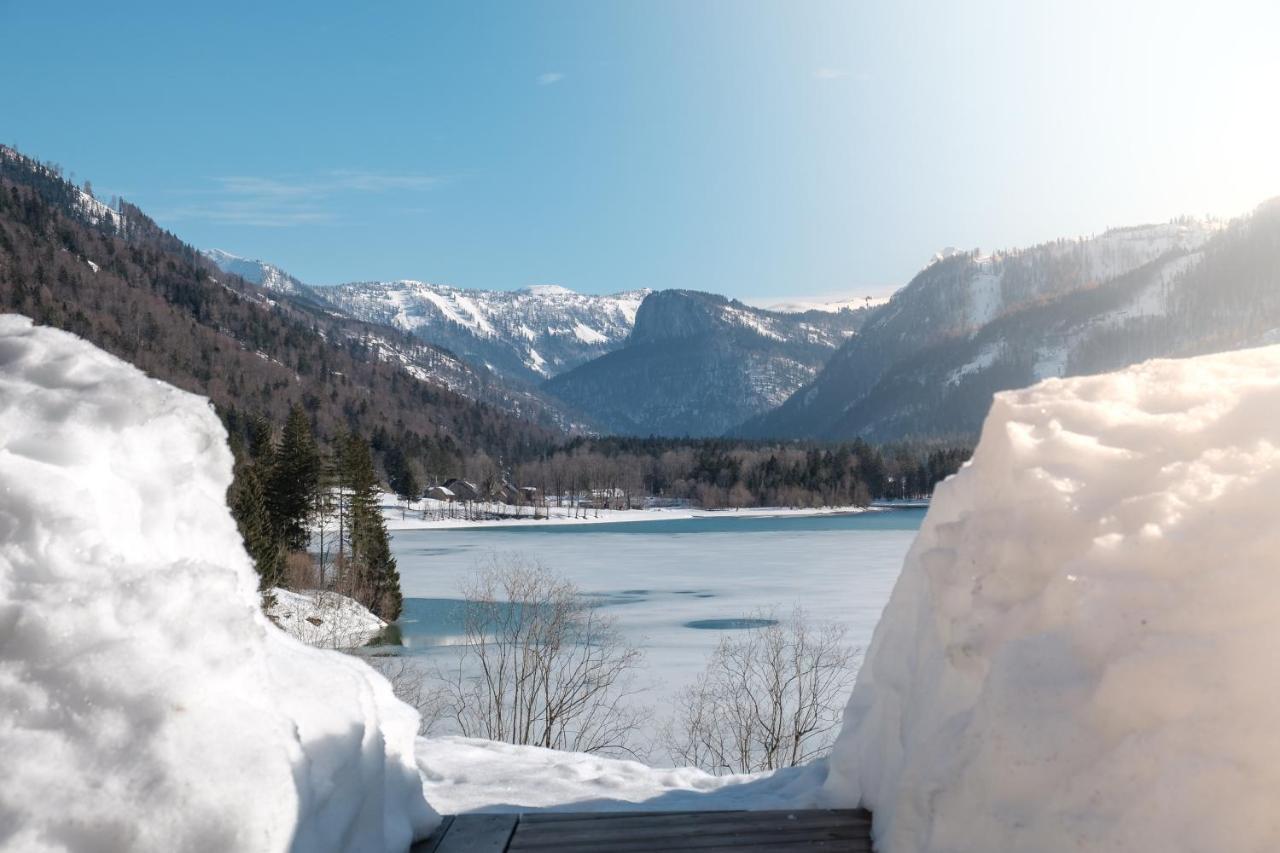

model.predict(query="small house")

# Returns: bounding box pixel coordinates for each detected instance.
[425,485,455,502]
[492,483,522,505]
[442,478,481,502]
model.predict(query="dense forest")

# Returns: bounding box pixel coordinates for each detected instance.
[0,146,558,460]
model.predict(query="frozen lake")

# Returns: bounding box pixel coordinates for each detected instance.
[381,508,925,716]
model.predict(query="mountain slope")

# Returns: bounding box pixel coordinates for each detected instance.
[543,290,868,436]
[320,278,649,383]
[739,213,1280,442]
[201,249,591,432]
[0,145,559,461]
[203,248,315,300]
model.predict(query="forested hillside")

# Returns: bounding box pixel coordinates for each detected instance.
[0,146,559,471]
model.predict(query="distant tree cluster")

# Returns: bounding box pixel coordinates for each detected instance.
[229,405,402,620]
[511,437,969,510]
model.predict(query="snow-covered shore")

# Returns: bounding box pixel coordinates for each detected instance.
[266,587,387,649]
[383,497,877,531]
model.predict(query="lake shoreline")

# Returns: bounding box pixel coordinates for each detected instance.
[383,501,884,531]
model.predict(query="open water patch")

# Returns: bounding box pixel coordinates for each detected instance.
[683,617,778,631]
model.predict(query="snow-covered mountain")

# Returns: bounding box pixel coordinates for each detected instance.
[319,279,650,383]
[203,251,648,383]
[544,290,870,436]
[202,249,313,300]
[740,215,1259,441]
[200,250,594,431]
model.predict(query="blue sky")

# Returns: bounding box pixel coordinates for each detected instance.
[4,0,1278,301]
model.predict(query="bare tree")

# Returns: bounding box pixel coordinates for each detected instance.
[438,555,647,757]
[367,656,440,736]
[663,609,855,774]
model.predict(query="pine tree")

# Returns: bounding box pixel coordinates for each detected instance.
[231,461,285,593]
[339,433,403,620]
[248,415,275,464]
[269,405,320,551]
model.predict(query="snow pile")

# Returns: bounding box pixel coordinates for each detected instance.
[826,346,1280,852]
[0,316,437,852]
[417,737,827,815]
[266,588,387,649]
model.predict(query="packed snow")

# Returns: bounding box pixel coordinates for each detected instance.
[266,588,388,649]
[826,345,1280,852]
[0,316,436,852]
[417,737,828,814]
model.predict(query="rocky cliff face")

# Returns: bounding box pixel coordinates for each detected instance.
[544,290,867,436]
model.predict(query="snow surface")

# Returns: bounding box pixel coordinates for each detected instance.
[417,737,827,814]
[761,295,889,314]
[826,344,1280,852]
[0,316,436,852]
[266,588,387,649]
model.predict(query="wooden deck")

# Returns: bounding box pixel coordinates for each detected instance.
[412,808,873,852]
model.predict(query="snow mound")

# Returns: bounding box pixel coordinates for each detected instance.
[267,588,388,650]
[0,316,437,852]
[417,737,828,815]
[826,345,1280,852]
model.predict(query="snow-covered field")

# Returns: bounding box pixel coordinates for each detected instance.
[0,317,436,852]
[828,345,1280,852]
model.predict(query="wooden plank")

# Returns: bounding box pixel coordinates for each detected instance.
[512,810,868,841]
[431,814,518,853]
[511,816,867,846]
[509,826,871,852]
[519,809,747,825]
[660,840,870,845]
[518,808,867,830]
[508,810,873,852]
[409,815,454,853]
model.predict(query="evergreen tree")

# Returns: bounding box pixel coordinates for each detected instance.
[269,405,320,551]
[339,433,403,620]
[231,461,285,592]
[248,415,275,464]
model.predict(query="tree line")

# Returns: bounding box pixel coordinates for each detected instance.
[406,436,971,511]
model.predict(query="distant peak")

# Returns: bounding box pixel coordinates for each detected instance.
[521,284,576,296]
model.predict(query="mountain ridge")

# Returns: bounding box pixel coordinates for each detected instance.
[737,213,1280,442]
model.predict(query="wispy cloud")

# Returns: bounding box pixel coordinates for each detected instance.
[157,169,442,227]
[813,68,847,81]
[537,71,565,86]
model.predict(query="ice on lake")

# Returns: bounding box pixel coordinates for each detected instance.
[379,509,924,722]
